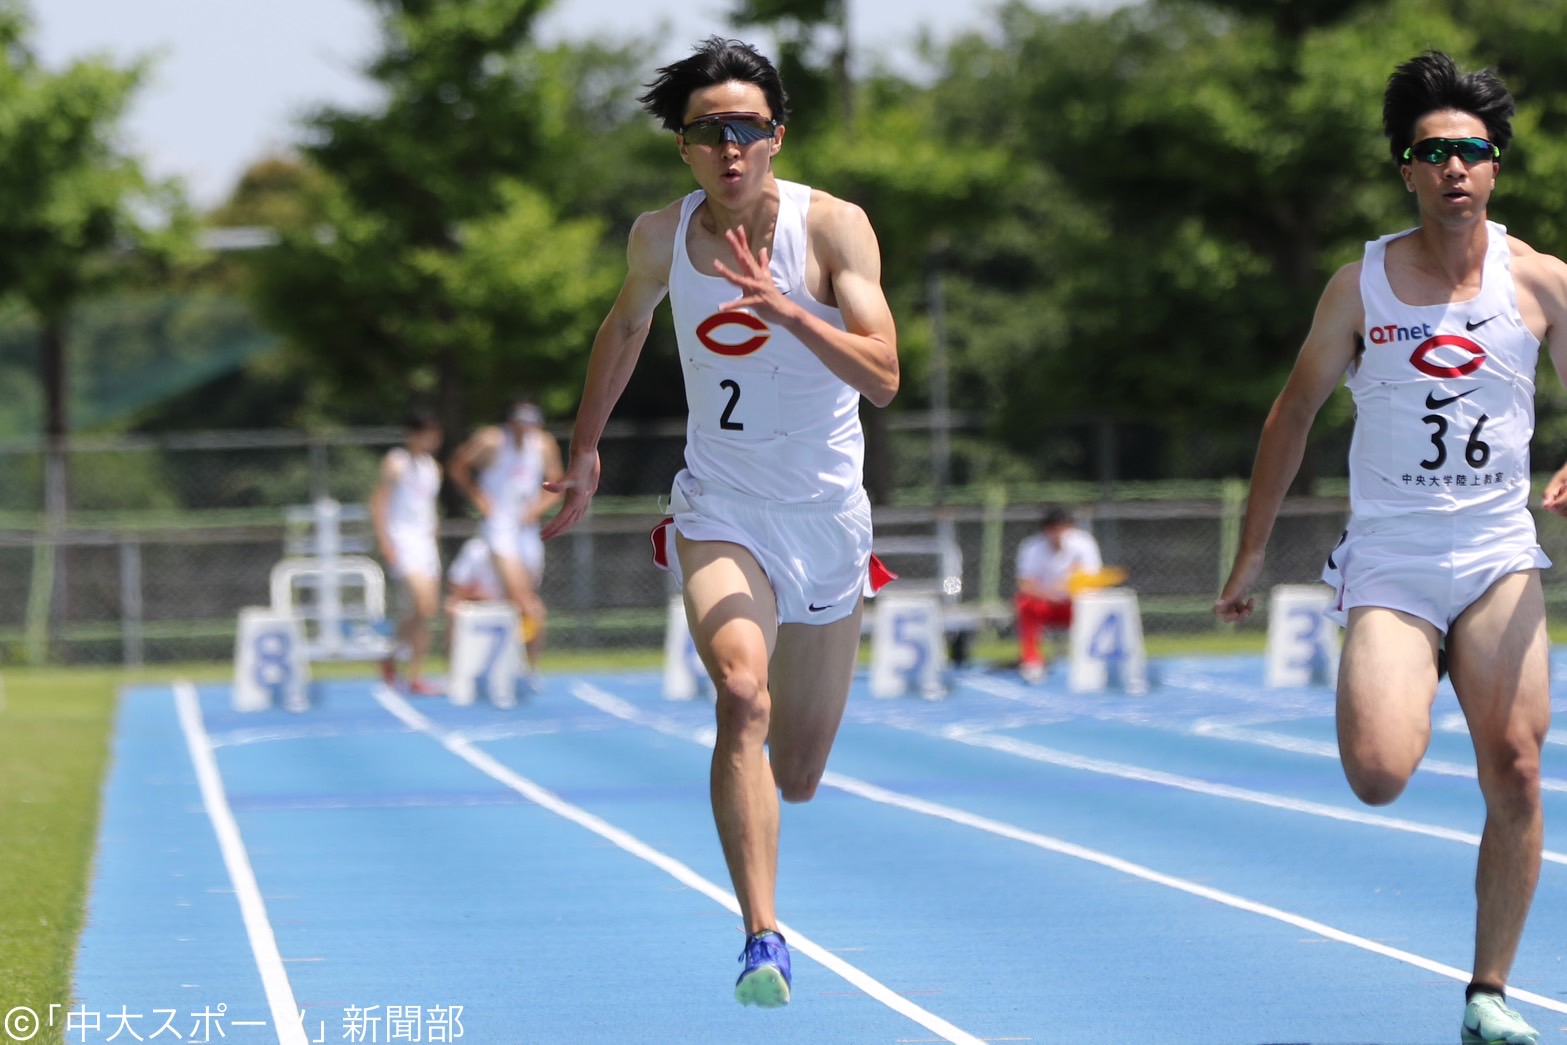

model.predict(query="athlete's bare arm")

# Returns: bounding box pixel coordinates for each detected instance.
[713,192,898,407]
[449,428,501,518]
[542,205,678,540]
[1514,243,1567,514]
[1215,263,1366,621]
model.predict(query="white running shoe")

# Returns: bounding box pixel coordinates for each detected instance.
[1462,992,1539,1044]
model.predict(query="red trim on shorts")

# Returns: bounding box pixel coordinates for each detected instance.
[650,516,674,572]
[868,553,897,593]
[652,516,895,597]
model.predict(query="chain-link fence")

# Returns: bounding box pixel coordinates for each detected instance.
[7,419,1567,666]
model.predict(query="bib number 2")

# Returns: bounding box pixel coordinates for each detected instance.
[692,363,779,441]
[719,379,743,431]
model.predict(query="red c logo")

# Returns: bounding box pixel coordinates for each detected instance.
[697,311,770,356]
[1410,334,1486,378]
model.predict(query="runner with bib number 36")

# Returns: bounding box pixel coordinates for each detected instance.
[1215,51,1567,1045]
[540,37,899,1010]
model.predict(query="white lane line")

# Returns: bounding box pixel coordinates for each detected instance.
[1193,721,1567,793]
[369,684,985,1045]
[963,672,1326,726]
[174,681,307,1045]
[905,725,1567,867]
[569,681,1567,1018]
[206,720,575,749]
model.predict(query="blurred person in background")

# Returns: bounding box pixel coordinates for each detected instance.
[371,411,444,695]
[540,36,898,1008]
[1013,505,1102,682]
[450,397,563,676]
[1214,51,1567,1044]
[443,534,534,677]
[444,535,504,609]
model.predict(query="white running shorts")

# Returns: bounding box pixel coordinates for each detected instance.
[481,517,544,580]
[387,529,440,582]
[651,469,880,626]
[1321,510,1550,633]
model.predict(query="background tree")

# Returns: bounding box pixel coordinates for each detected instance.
[242,0,626,446]
[0,0,171,476]
[923,0,1494,481]
[31,0,1567,497]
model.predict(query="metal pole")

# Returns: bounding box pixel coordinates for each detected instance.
[317,498,342,656]
[119,536,144,668]
[572,527,594,647]
[309,438,330,501]
[927,259,951,507]
[44,437,67,657]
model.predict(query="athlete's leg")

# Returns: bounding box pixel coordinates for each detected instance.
[1336,606,1442,805]
[399,571,441,685]
[677,535,780,935]
[491,551,547,663]
[767,604,863,803]
[1447,569,1549,990]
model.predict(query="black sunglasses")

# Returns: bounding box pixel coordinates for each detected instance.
[679,112,777,147]
[1402,137,1500,165]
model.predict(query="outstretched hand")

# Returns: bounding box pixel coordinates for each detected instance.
[711,226,792,324]
[540,450,601,541]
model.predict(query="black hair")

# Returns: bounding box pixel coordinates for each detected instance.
[1041,506,1072,528]
[1383,50,1515,165]
[404,410,440,432]
[638,36,790,132]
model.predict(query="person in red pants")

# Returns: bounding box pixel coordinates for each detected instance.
[1014,506,1101,681]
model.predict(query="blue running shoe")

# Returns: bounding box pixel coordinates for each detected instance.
[734,929,791,1007]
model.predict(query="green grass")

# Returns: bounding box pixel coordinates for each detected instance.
[0,667,122,1033]
[0,661,239,1036]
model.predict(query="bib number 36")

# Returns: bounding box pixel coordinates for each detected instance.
[1419,411,1490,471]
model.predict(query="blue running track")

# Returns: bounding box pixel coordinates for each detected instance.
[65,655,1567,1044]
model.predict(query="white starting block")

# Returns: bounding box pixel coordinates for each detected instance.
[1068,587,1148,695]
[235,499,395,713]
[663,594,711,701]
[1265,584,1340,688]
[233,607,309,713]
[268,555,391,661]
[870,591,947,699]
[449,601,524,708]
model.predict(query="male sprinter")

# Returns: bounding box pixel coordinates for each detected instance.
[1216,52,1567,1044]
[542,37,898,1007]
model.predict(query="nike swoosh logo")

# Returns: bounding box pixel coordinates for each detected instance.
[808,602,833,612]
[1466,314,1502,331]
[1425,389,1476,409]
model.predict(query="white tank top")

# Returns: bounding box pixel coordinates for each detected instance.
[1347,221,1539,518]
[477,428,544,527]
[386,448,439,535]
[668,180,864,502]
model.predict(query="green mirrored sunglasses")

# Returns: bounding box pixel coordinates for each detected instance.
[1403,137,1500,165]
